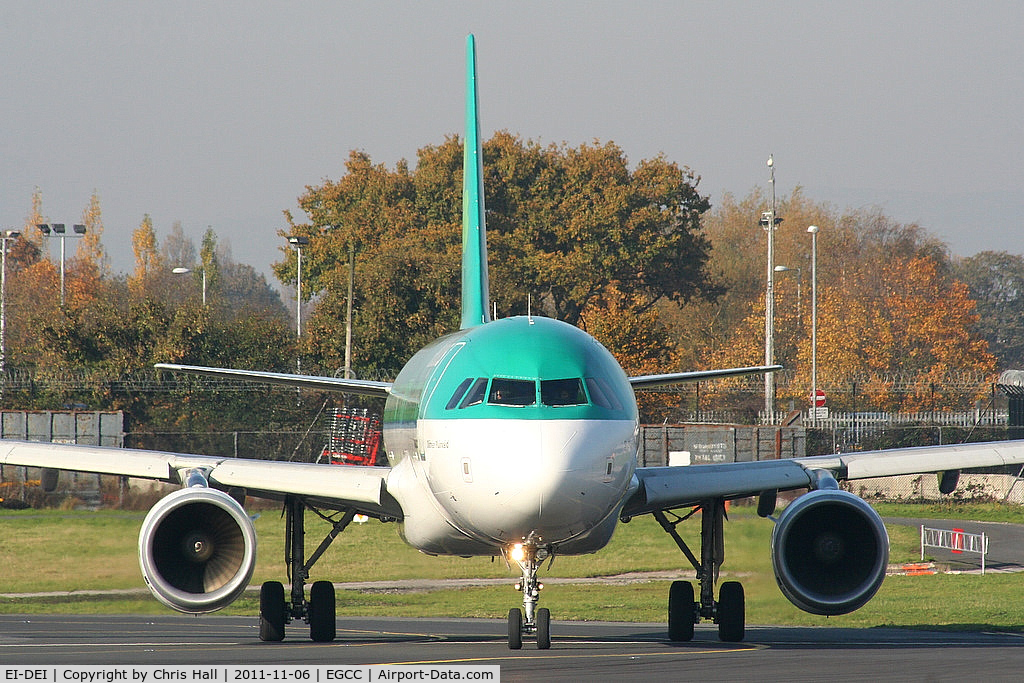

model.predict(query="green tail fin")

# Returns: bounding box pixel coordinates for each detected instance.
[460,34,491,329]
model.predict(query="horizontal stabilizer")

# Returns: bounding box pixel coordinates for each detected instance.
[155,363,392,398]
[629,364,782,389]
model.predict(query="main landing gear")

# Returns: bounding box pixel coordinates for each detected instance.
[650,498,745,643]
[259,496,358,642]
[505,540,552,650]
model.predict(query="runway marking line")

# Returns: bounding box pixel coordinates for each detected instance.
[378,646,761,666]
[0,642,227,648]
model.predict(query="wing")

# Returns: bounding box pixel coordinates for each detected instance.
[629,365,782,389]
[155,362,392,398]
[622,438,1024,517]
[1,366,396,516]
[0,439,400,518]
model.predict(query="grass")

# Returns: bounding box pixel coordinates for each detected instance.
[1,501,1023,631]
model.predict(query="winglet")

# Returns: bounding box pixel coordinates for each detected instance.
[460,34,491,329]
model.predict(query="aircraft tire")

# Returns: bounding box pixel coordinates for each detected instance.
[717,581,745,642]
[308,580,337,642]
[667,580,696,642]
[259,581,286,642]
[536,607,551,650]
[507,608,523,650]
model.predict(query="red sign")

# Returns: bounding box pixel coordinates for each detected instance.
[811,390,826,408]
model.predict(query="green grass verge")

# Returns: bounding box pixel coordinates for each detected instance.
[1,502,1022,631]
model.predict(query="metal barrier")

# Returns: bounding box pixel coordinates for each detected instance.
[921,526,989,574]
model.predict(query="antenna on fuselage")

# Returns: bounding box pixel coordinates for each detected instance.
[459,34,491,330]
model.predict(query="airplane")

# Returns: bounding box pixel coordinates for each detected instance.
[4,34,1024,649]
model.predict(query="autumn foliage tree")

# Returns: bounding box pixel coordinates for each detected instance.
[580,285,683,422]
[277,133,714,378]
[697,190,996,413]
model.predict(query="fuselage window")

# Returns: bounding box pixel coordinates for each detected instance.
[445,377,475,410]
[488,378,536,406]
[585,376,624,411]
[458,378,489,408]
[541,378,587,406]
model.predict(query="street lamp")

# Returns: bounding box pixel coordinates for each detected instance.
[171,267,206,306]
[288,236,309,373]
[808,225,819,425]
[344,241,355,379]
[37,223,86,307]
[1,230,21,374]
[759,156,783,420]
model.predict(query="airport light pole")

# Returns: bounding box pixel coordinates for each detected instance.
[1,230,21,375]
[345,241,354,380]
[759,156,783,420]
[171,267,206,306]
[808,225,819,425]
[288,236,309,374]
[37,223,86,307]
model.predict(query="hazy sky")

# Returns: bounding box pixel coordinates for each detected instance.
[2,2,1022,284]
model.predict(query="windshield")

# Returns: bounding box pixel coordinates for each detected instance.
[488,378,536,406]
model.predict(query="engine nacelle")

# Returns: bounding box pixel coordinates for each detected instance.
[770,489,889,616]
[138,487,257,613]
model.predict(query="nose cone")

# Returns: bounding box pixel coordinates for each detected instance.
[427,418,636,546]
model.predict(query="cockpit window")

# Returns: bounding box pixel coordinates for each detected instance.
[541,378,587,406]
[458,378,489,408]
[586,376,624,411]
[488,378,536,406]
[445,377,474,410]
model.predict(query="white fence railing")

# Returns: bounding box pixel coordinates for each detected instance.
[809,410,1007,428]
[921,525,989,574]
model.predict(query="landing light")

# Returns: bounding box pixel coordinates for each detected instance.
[510,543,525,562]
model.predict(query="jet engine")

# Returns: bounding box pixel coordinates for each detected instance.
[770,488,889,616]
[138,487,257,613]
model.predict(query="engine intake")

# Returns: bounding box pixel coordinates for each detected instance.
[138,487,257,613]
[771,489,888,616]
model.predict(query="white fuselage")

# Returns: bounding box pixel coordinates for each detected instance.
[387,417,638,556]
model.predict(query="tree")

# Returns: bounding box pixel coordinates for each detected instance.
[954,251,1024,370]
[129,215,163,298]
[481,134,713,324]
[199,227,221,301]
[279,134,714,376]
[220,262,290,322]
[10,188,45,269]
[278,150,421,375]
[702,201,996,413]
[74,191,109,278]
[580,285,682,422]
[162,221,197,271]
[61,191,110,313]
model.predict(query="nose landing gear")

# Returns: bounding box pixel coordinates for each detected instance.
[505,541,552,650]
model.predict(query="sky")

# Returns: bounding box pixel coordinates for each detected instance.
[2,2,1022,286]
